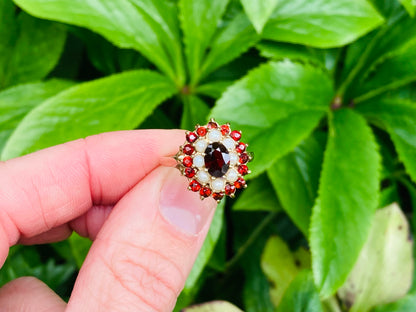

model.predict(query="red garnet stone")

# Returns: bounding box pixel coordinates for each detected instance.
[183,156,193,167]
[238,164,249,175]
[204,142,230,178]
[196,126,207,136]
[212,192,224,201]
[230,130,241,141]
[186,132,198,143]
[234,177,246,189]
[189,180,201,192]
[184,167,195,178]
[224,184,236,196]
[183,144,195,155]
[200,187,212,197]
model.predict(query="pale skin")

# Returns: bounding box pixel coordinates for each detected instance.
[0,130,217,312]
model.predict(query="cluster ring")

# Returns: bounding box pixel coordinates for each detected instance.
[175,118,252,202]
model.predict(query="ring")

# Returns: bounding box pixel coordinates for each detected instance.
[175,118,252,202]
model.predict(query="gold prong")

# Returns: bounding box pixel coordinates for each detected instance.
[195,124,200,130]
[200,196,205,200]
[173,151,181,161]
[244,184,248,188]
[247,170,252,174]
[188,186,192,190]
[230,194,235,198]
[210,117,215,122]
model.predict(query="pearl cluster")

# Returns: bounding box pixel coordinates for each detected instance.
[175,118,252,202]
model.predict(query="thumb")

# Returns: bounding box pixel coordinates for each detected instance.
[67,167,217,312]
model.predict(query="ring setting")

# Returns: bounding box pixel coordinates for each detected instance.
[175,118,252,202]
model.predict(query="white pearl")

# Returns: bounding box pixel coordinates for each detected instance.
[229,152,238,165]
[196,170,210,184]
[193,155,204,168]
[223,137,235,149]
[195,139,208,152]
[226,169,238,182]
[211,178,225,192]
[207,129,222,142]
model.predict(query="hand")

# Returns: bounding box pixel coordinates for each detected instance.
[0,130,217,311]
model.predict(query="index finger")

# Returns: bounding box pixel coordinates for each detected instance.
[0,130,184,262]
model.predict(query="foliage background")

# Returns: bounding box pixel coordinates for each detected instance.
[1,0,416,311]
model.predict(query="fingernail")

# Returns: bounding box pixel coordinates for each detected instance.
[159,169,217,235]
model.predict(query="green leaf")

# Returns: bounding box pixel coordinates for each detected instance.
[356,98,416,183]
[339,10,416,100]
[240,0,279,33]
[379,184,399,208]
[268,132,325,237]
[183,200,224,293]
[199,12,259,81]
[1,70,176,159]
[310,109,380,298]
[238,212,279,312]
[0,246,75,291]
[0,11,66,89]
[256,41,326,67]
[127,0,185,84]
[277,270,324,312]
[73,28,149,75]
[262,0,384,48]
[179,0,230,84]
[0,0,17,84]
[180,95,210,130]
[338,204,413,312]
[368,0,404,20]
[233,174,282,212]
[68,232,92,269]
[196,81,233,99]
[261,236,311,307]
[373,293,416,312]
[211,60,333,178]
[0,79,74,154]
[355,39,416,102]
[183,301,243,312]
[399,0,416,17]
[14,0,179,81]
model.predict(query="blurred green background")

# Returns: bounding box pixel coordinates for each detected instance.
[1,0,416,311]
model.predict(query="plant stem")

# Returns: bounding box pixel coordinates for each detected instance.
[336,28,385,100]
[323,296,343,312]
[225,211,279,271]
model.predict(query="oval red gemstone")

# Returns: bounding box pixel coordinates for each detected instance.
[220,124,230,135]
[183,156,193,167]
[189,180,201,192]
[239,153,249,164]
[238,164,249,175]
[184,167,195,178]
[204,142,230,178]
[186,132,198,143]
[236,142,246,153]
[200,187,212,197]
[207,121,218,129]
[183,144,195,155]
[230,130,242,141]
[196,127,207,136]
[224,184,236,196]
[234,177,246,189]
[212,192,224,201]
